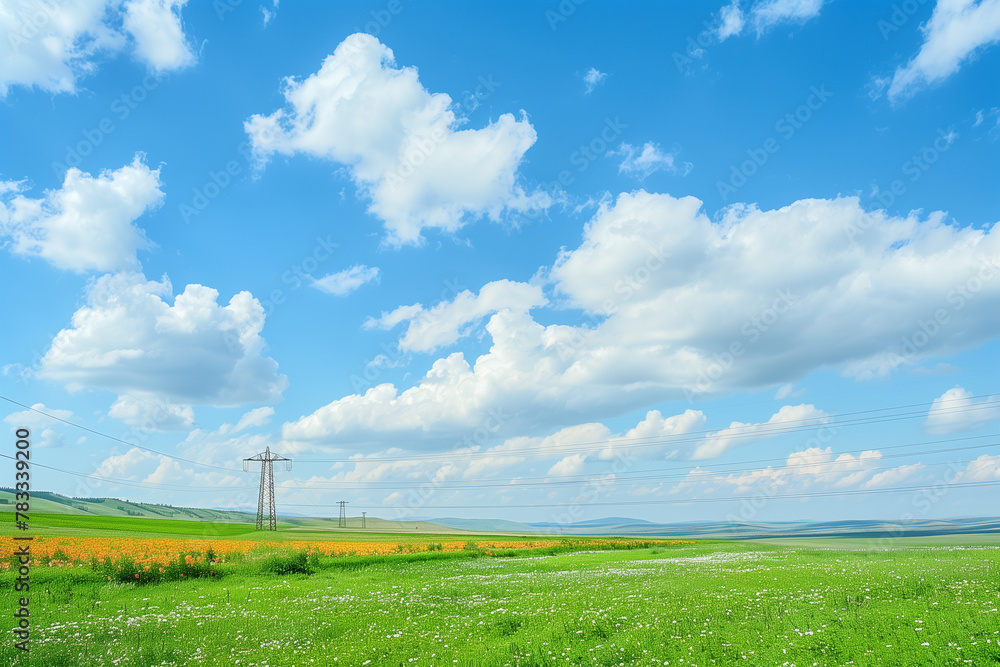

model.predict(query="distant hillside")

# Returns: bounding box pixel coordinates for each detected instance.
[430,515,1000,539]
[430,517,540,533]
[524,517,1000,539]
[5,491,998,540]
[0,488,256,523]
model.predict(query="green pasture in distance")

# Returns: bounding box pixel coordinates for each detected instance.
[0,512,554,542]
[753,532,1000,548]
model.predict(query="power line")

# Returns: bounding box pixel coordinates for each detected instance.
[266,447,1000,491]
[243,446,291,531]
[293,396,1000,463]
[0,452,256,492]
[0,394,235,473]
[280,478,1000,510]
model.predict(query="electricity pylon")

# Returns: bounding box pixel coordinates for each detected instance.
[243,446,292,530]
[338,500,349,528]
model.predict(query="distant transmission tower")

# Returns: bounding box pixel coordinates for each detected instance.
[338,500,349,528]
[243,446,292,531]
[362,511,367,529]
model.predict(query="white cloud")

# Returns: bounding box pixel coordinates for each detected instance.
[774,383,803,399]
[245,33,549,246]
[0,0,194,96]
[122,0,195,71]
[548,454,587,477]
[232,406,275,433]
[311,265,380,296]
[582,67,607,94]
[598,409,707,461]
[715,0,822,40]
[750,0,824,33]
[861,463,925,489]
[4,403,74,448]
[613,142,692,179]
[108,395,194,431]
[888,0,1000,102]
[95,446,246,494]
[39,271,288,406]
[287,192,1000,447]
[365,279,547,353]
[957,453,1000,481]
[717,0,746,40]
[0,155,163,272]
[672,445,885,496]
[924,386,1000,434]
[261,0,279,26]
[691,404,829,460]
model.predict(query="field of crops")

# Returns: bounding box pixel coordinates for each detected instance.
[2,519,999,666]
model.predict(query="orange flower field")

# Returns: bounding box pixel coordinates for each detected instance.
[0,535,693,569]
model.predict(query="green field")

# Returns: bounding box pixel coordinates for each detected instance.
[3,513,1000,666]
[4,542,1000,665]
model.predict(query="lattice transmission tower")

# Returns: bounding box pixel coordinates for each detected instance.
[338,500,349,528]
[243,446,292,530]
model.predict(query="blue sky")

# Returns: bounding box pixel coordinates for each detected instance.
[1,0,999,526]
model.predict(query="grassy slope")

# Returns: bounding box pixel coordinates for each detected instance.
[0,489,257,521]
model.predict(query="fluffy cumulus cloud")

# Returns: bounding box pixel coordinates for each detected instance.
[888,0,1000,102]
[122,0,196,71]
[924,386,1000,434]
[715,0,823,40]
[39,272,288,406]
[4,403,74,448]
[311,265,380,296]
[286,192,1000,447]
[0,155,163,272]
[245,33,549,245]
[671,445,890,497]
[365,279,548,353]
[613,142,692,179]
[0,0,194,96]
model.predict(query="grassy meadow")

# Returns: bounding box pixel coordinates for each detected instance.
[2,514,999,666]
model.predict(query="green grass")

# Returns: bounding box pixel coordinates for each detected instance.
[3,540,999,666]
